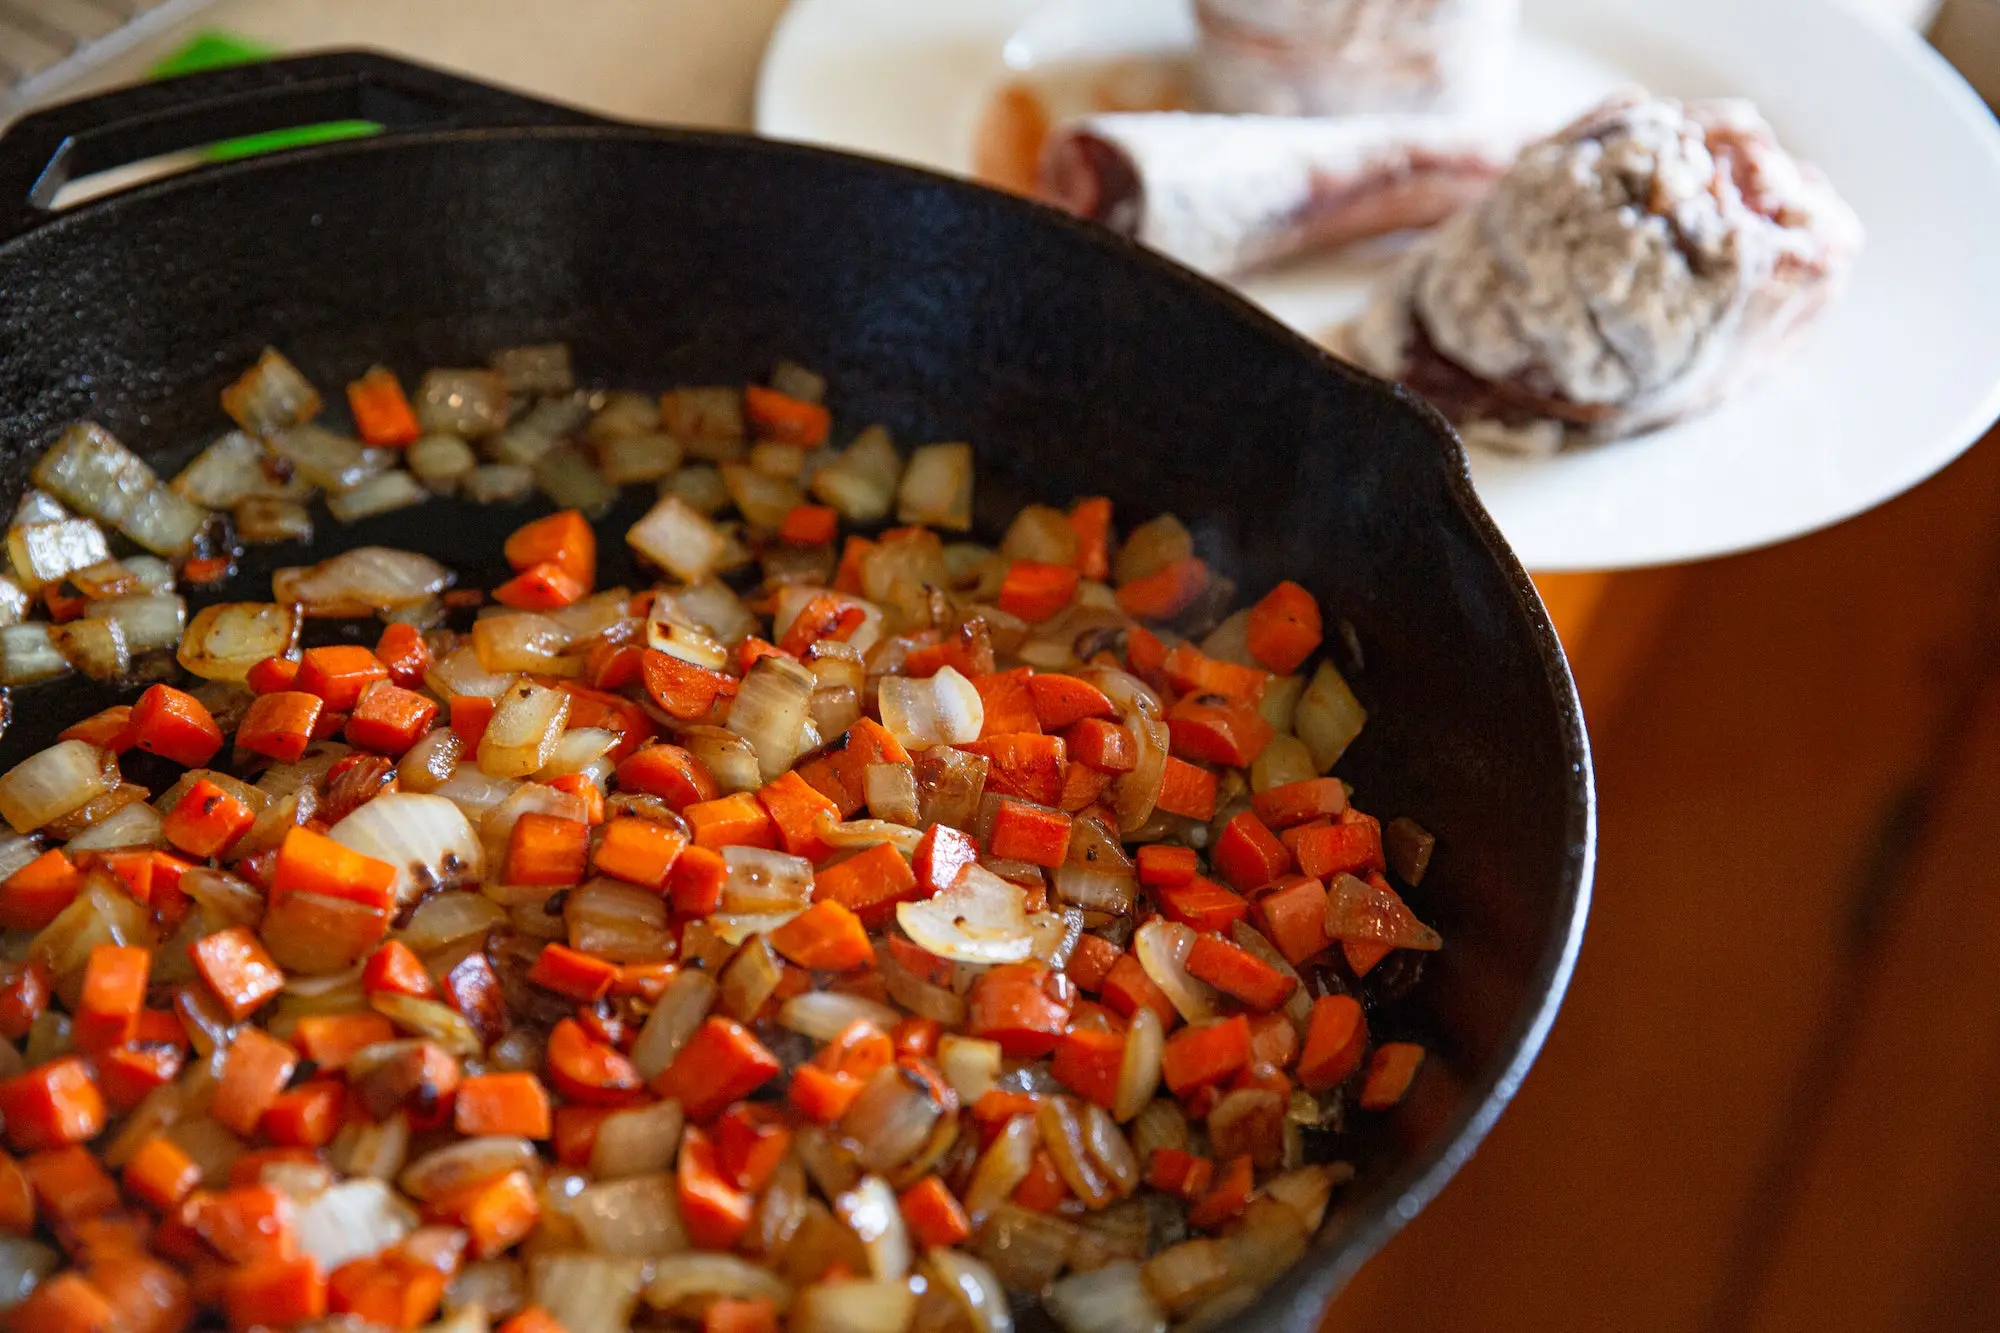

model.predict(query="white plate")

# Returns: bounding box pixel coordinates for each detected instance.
[759,0,2000,571]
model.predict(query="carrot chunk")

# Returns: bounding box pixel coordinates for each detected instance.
[1211,810,1291,892]
[374,622,433,689]
[1116,556,1209,621]
[0,849,81,931]
[683,792,776,851]
[526,943,619,1003]
[744,385,830,446]
[124,1136,201,1213]
[361,939,436,999]
[1051,1026,1125,1110]
[345,681,440,756]
[1167,698,1275,768]
[654,1018,780,1121]
[971,667,1042,738]
[126,684,223,767]
[190,926,286,1021]
[1251,777,1347,829]
[1184,932,1296,1011]
[291,1012,395,1069]
[615,743,718,809]
[998,560,1080,622]
[1135,844,1197,888]
[213,1027,299,1136]
[591,816,687,890]
[1292,819,1386,879]
[678,1124,754,1250]
[668,845,729,917]
[75,944,148,1052]
[960,732,1066,805]
[1359,1042,1427,1110]
[505,813,590,886]
[225,1255,326,1332]
[898,1174,972,1249]
[1246,580,1323,674]
[1155,756,1218,820]
[641,649,739,721]
[271,826,397,908]
[755,770,839,861]
[295,645,389,712]
[505,509,596,585]
[1154,878,1250,933]
[236,692,324,764]
[456,1073,553,1139]
[1160,641,1269,705]
[769,900,874,971]
[0,1057,105,1150]
[1027,673,1115,729]
[347,366,421,446]
[1298,994,1369,1091]
[161,777,257,860]
[543,1017,645,1107]
[987,799,1072,868]
[778,503,839,546]
[1101,953,1177,1031]
[1161,1015,1252,1096]
[260,1081,344,1149]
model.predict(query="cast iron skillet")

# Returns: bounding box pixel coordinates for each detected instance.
[0,52,1593,1327]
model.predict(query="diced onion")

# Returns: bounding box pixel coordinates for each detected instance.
[479,682,572,778]
[492,344,575,395]
[676,725,759,795]
[963,1112,1038,1225]
[1139,1238,1233,1316]
[834,1176,911,1282]
[473,613,577,675]
[531,1252,647,1333]
[598,432,683,485]
[628,495,728,582]
[1045,1261,1167,1333]
[371,993,483,1058]
[294,1179,416,1272]
[491,398,589,466]
[273,547,453,618]
[463,463,536,504]
[878,666,983,751]
[268,424,386,492]
[1263,1162,1350,1233]
[721,845,815,914]
[569,1175,688,1259]
[1113,515,1192,587]
[1133,920,1220,1022]
[8,518,111,591]
[898,863,1034,965]
[1113,1005,1164,1123]
[329,793,483,907]
[590,1099,684,1180]
[843,1065,943,1173]
[417,369,511,438]
[0,1236,59,1312]
[398,727,464,793]
[0,741,114,833]
[1000,504,1079,566]
[171,430,273,509]
[920,1249,1013,1333]
[630,969,717,1080]
[431,767,522,824]
[791,1280,916,1333]
[398,891,505,953]
[879,944,967,1025]
[0,624,71,686]
[973,1203,1076,1292]
[778,991,901,1043]
[84,593,185,655]
[810,425,901,523]
[328,469,428,522]
[30,422,158,529]
[1040,1095,1115,1207]
[1296,660,1366,773]
[1053,865,1137,916]
[1084,1101,1141,1195]
[535,444,618,515]
[222,348,321,434]
[1080,668,1167,833]
[721,462,805,530]
[727,655,815,780]
[407,434,477,492]
[63,800,166,853]
[864,763,921,827]
[818,817,921,857]
[895,442,973,531]
[937,1034,1003,1107]
[644,1253,790,1314]
[1250,735,1316,793]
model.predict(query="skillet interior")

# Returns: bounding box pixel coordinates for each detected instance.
[0,64,1593,1327]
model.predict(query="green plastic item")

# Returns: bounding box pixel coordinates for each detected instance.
[148,30,381,161]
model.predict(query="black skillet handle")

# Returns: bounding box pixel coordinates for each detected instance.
[0,49,607,245]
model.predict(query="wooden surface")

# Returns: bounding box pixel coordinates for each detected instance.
[1329,424,2000,1331]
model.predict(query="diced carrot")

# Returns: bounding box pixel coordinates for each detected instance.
[213,1027,298,1136]
[493,561,587,611]
[23,1144,118,1225]
[1013,1149,1070,1212]
[778,504,839,546]
[796,842,911,931]
[0,849,81,930]
[1160,642,1269,705]
[734,637,790,677]
[328,1252,446,1330]
[960,732,1066,805]
[1065,933,1121,993]
[271,825,397,909]
[668,844,729,917]
[1023,675,1112,733]
[1292,820,1385,879]
[591,816,687,891]
[987,799,1072,868]
[654,1018,780,1121]
[755,770,839,861]
[714,1102,792,1192]
[245,656,302,694]
[683,791,776,852]
[904,821,972,896]
[706,1297,780,1333]
[998,561,1080,622]
[505,813,590,887]
[1116,556,1209,621]
[616,743,719,810]
[371,622,432,690]
[966,963,1073,1058]
[640,649,740,722]
[159,778,254,861]
[0,960,50,1042]
[426,1170,539,1260]
[1166,698,1275,768]
[505,509,596,585]
[1146,1147,1214,1201]
[544,1017,645,1107]
[1245,580,1323,674]
[1161,1015,1251,1095]
[127,684,222,767]
[744,385,830,446]
[0,1057,105,1151]
[1251,777,1347,829]
[347,366,421,446]
[291,1012,396,1069]
[527,943,619,1003]
[1125,625,1168,675]
[1154,879,1249,933]
[260,1080,344,1148]
[74,944,148,1053]
[1051,1026,1125,1110]
[1135,844,1197,889]
[497,1309,569,1333]
[550,1104,612,1168]
[362,940,435,999]
[1187,1153,1254,1230]
[786,1063,861,1124]
[898,1174,972,1249]
[678,1123,754,1250]
[1185,932,1296,1011]
[190,926,287,1021]
[776,593,865,657]
[77,848,153,906]
[96,1043,184,1114]
[456,1073,553,1139]
[224,1254,325,1331]
[972,667,1042,738]
[1155,756,1218,820]
[189,1183,296,1264]
[10,1271,116,1333]
[768,900,874,972]
[831,535,873,595]
[1057,761,1114,812]
[1298,994,1369,1092]
[1068,496,1112,582]
[1345,939,1394,977]
[1100,953,1177,1030]
[60,706,134,751]
[1359,1043,1426,1110]
[1211,811,1291,892]
[585,640,645,691]
[449,695,496,752]
[1254,876,1331,965]
[294,645,389,712]
[124,1136,200,1213]
[0,1150,30,1234]
[345,681,440,756]
[236,692,324,765]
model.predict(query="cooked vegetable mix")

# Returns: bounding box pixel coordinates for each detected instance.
[0,347,1440,1333]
